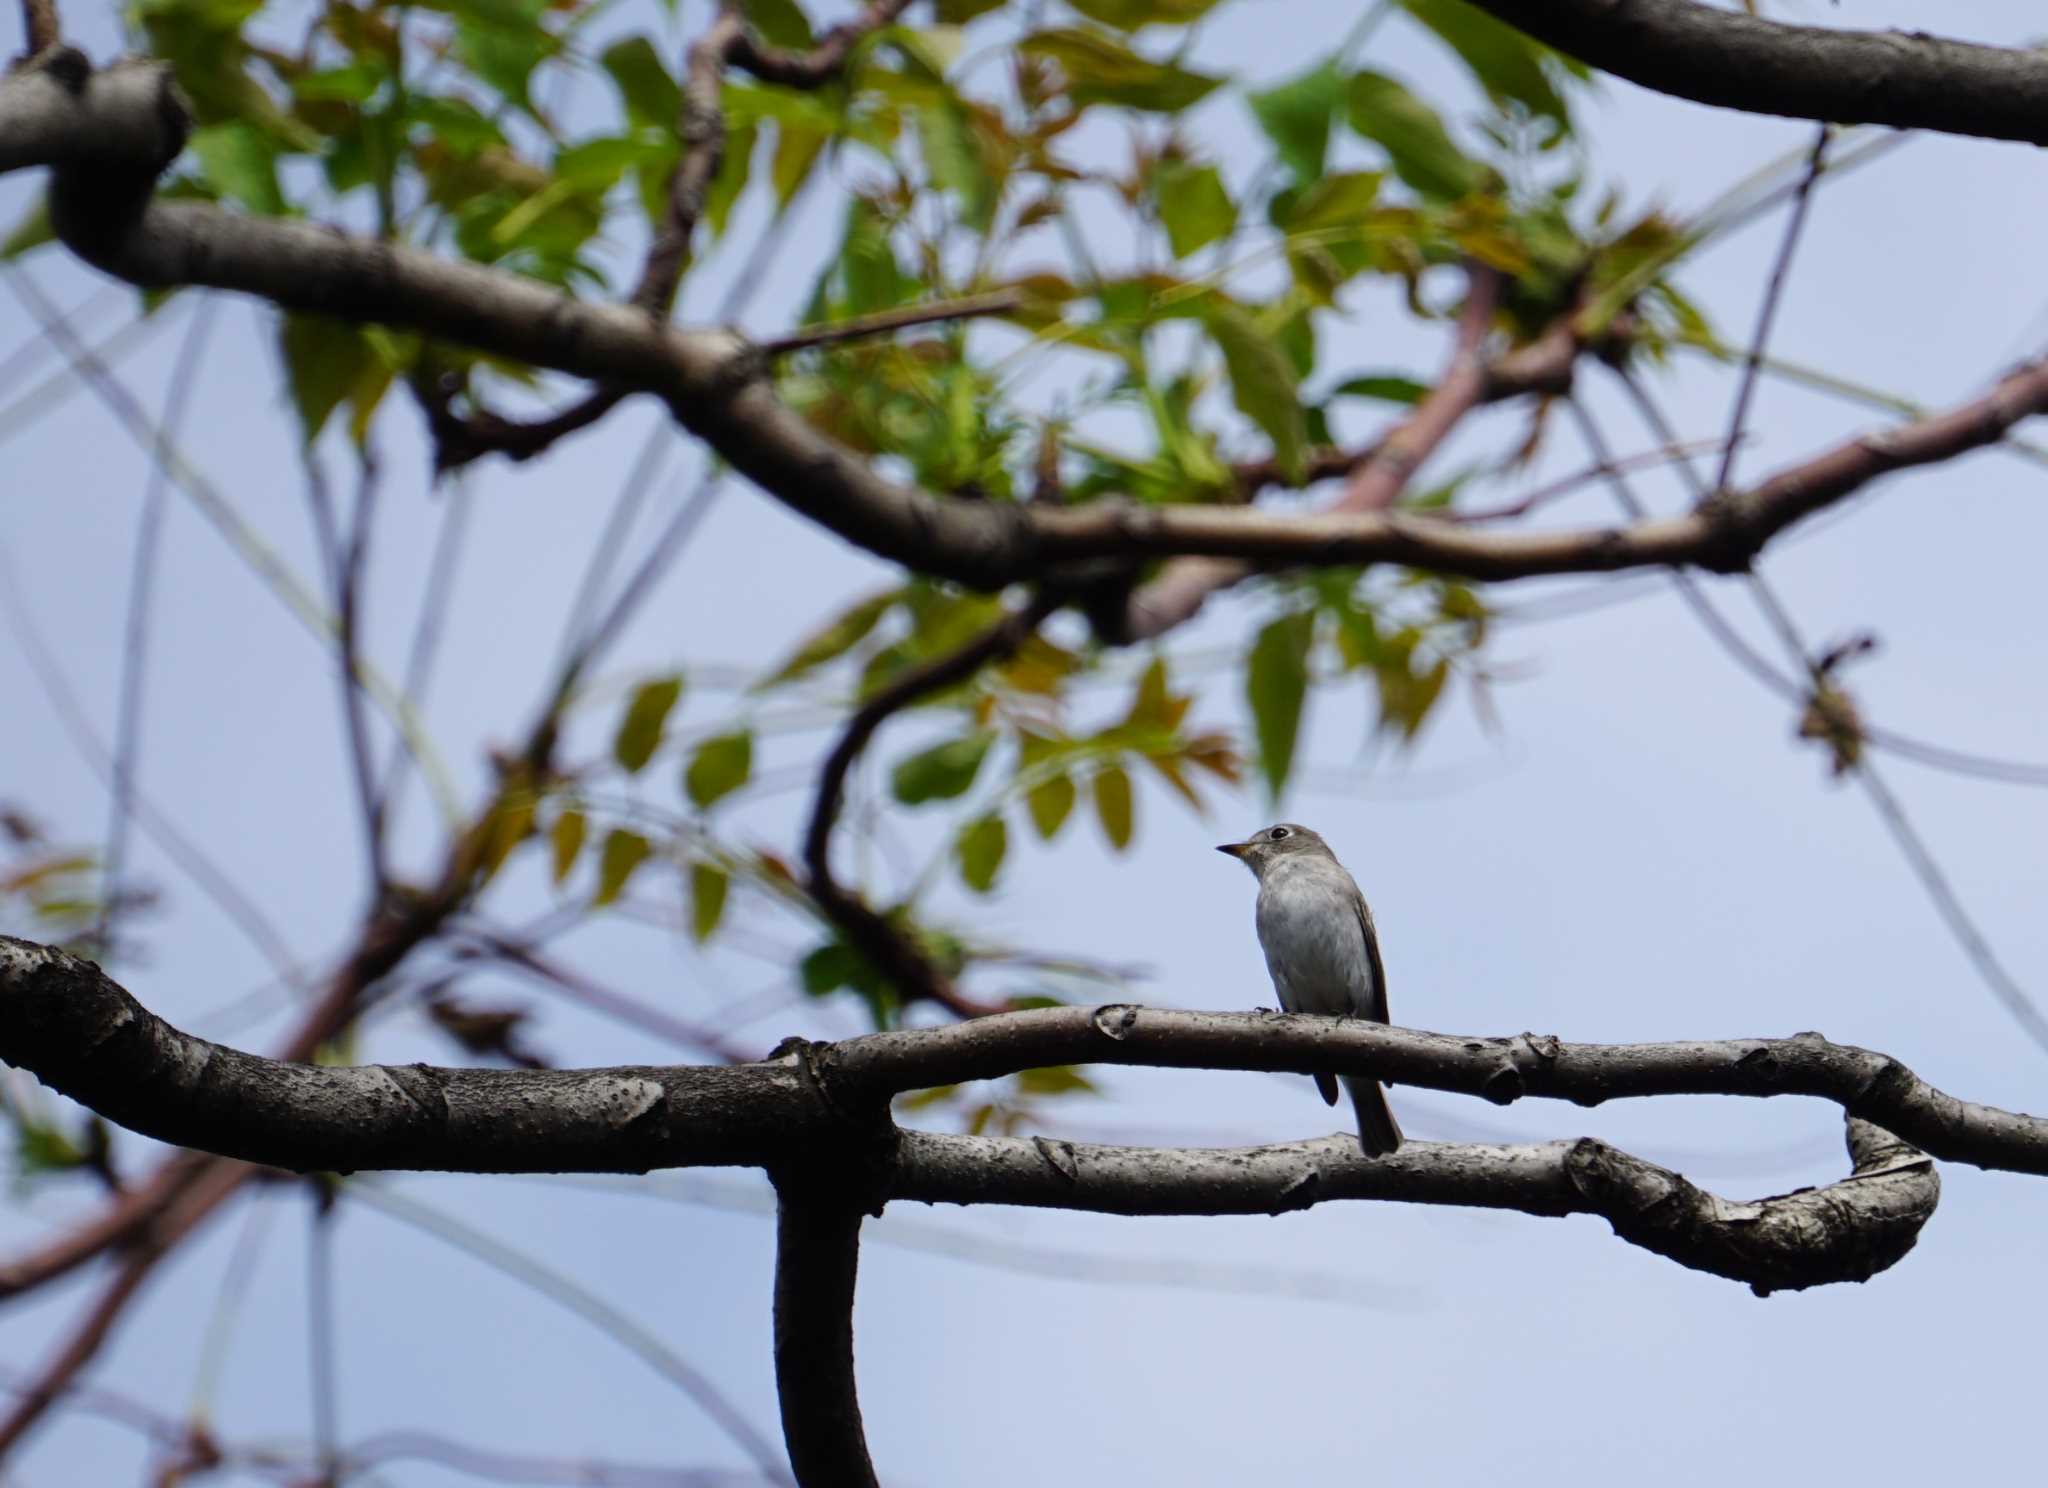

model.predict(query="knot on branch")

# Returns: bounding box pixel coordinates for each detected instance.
[771,1038,900,1218]
[1090,1003,1140,1042]
[1478,1032,1562,1105]
[1565,1114,1938,1296]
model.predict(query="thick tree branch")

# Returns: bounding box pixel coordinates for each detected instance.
[894,1118,1935,1297]
[419,0,913,473]
[1470,0,2048,145]
[0,935,1953,1300]
[0,936,2030,1190]
[771,1183,878,1488]
[17,59,2045,600]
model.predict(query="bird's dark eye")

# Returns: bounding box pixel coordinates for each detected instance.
[1269,826,1291,840]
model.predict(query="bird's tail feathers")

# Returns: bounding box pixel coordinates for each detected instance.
[1342,1075,1402,1157]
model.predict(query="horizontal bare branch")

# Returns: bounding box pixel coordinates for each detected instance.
[1472,0,2048,145]
[0,935,1957,1295]
[4,933,2039,1177]
[895,1120,1936,1297]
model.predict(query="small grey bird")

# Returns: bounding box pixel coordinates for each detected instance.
[1218,823,1402,1156]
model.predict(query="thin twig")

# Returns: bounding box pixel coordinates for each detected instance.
[0,551,306,982]
[1608,376,2048,1056]
[1445,437,1728,525]
[1710,125,1830,501]
[1617,371,2048,787]
[98,296,218,955]
[758,289,1027,358]
[18,0,57,57]
[377,472,475,838]
[308,1189,339,1486]
[352,1181,792,1485]
[803,595,1060,1017]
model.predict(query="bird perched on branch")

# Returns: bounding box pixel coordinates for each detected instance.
[1218,823,1402,1156]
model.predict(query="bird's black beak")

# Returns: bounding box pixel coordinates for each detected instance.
[1216,842,1249,859]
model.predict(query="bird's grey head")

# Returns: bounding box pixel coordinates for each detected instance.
[1216,823,1333,879]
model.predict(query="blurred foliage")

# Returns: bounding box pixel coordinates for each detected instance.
[6,0,1738,1129]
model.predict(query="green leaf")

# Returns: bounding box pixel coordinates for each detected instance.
[1281,170,1383,231]
[1397,0,1578,126]
[1015,1064,1098,1096]
[704,122,756,236]
[594,828,654,906]
[1025,773,1076,840]
[1248,62,1344,181]
[549,808,586,885]
[689,861,729,942]
[801,941,863,996]
[190,121,286,214]
[1065,0,1222,28]
[738,0,814,48]
[1154,161,1233,258]
[612,675,684,774]
[771,121,830,213]
[1331,371,1430,405]
[685,731,753,809]
[478,794,536,882]
[1,194,53,260]
[1021,29,1222,113]
[1347,70,1485,201]
[914,98,995,231]
[1093,765,1134,851]
[456,0,556,119]
[936,0,1004,19]
[759,588,897,688]
[277,314,380,446]
[1247,610,1314,801]
[1206,303,1307,483]
[601,37,681,128]
[956,813,1007,894]
[892,732,995,805]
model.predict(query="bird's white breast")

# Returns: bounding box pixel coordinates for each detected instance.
[1253,855,1377,1018]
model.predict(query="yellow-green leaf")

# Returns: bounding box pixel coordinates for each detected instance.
[891,732,995,805]
[1154,161,1233,259]
[1248,62,1343,182]
[594,828,654,906]
[549,808,587,886]
[1021,29,1222,113]
[478,794,536,882]
[1347,70,1486,202]
[278,314,381,447]
[612,675,683,774]
[956,813,1007,894]
[1093,764,1134,851]
[689,861,729,942]
[739,0,814,48]
[685,731,753,809]
[759,589,897,689]
[1206,303,1307,483]
[1025,773,1076,840]
[1247,610,1314,802]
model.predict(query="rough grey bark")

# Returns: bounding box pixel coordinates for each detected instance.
[1469,0,2048,145]
[771,1184,880,1488]
[894,1120,1936,1297]
[0,934,1990,1283]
